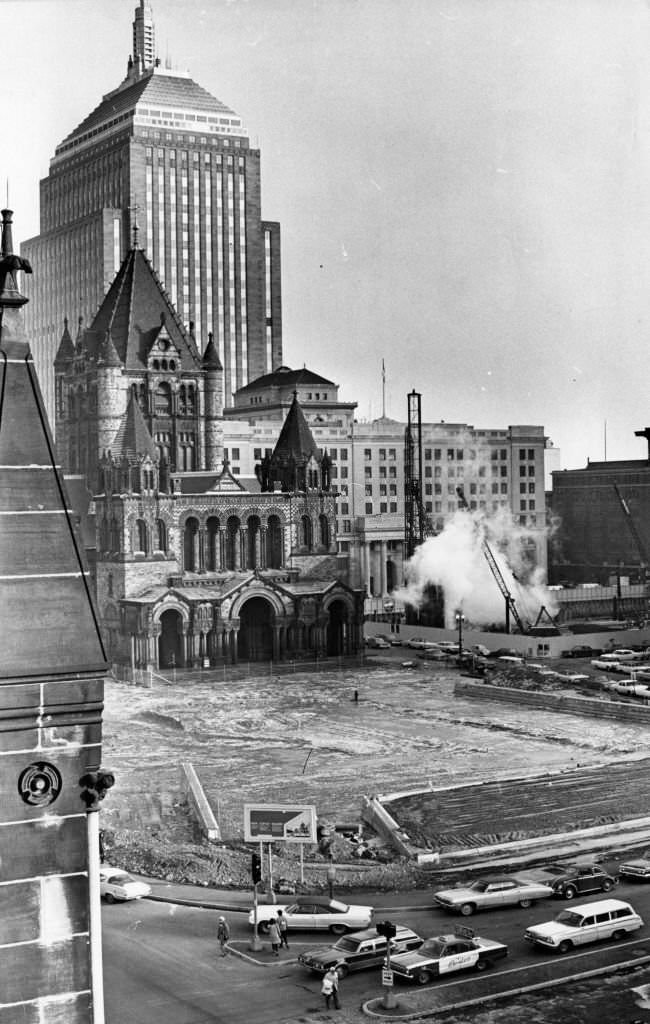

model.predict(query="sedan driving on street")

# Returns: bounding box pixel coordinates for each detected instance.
[619,858,650,881]
[528,863,616,900]
[298,925,422,976]
[99,867,152,903]
[524,899,643,953]
[390,927,508,984]
[250,896,373,934]
[434,877,553,916]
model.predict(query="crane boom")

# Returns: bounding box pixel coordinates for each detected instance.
[613,483,649,574]
[456,487,525,633]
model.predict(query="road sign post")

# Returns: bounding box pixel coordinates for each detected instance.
[376,920,397,1009]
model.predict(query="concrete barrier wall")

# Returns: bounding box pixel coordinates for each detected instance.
[361,795,414,857]
[180,762,220,841]
[456,679,650,723]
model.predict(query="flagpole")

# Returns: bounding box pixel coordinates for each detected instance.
[381,359,386,418]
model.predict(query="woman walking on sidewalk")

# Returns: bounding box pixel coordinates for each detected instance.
[268,918,281,956]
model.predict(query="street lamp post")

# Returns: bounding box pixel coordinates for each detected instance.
[455,611,465,662]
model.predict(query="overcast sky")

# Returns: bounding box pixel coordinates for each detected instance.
[2,0,650,470]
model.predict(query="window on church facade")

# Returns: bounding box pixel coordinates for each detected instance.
[267,515,283,569]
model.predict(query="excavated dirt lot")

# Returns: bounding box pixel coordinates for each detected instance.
[102,661,650,849]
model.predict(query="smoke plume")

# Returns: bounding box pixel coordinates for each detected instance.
[396,507,558,630]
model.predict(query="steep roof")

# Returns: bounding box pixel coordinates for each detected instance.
[109,391,157,462]
[55,70,242,157]
[236,365,335,395]
[86,247,199,371]
[0,213,107,677]
[272,392,320,465]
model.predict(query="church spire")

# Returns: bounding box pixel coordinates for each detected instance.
[132,0,156,73]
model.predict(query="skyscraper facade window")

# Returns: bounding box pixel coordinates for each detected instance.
[21,0,282,423]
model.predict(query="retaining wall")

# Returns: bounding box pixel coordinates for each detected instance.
[180,762,220,841]
[455,679,650,723]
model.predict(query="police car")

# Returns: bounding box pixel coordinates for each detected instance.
[390,927,507,985]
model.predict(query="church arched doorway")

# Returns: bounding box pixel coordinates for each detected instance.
[326,600,348,656]
[159,609,184,669]
[239,596,274,661]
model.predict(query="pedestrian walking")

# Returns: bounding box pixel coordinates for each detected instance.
[277,908,289,949]
[321,966,341,1010]
[217,915,230,957]
[268,917,281,956]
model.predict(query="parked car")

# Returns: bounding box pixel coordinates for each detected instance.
[600,649,640,663]
[436,641,460,653]
[433,877,553,916]
[249,896,373,935]
[99,867,152,904]
[406,637,437,649]
[366,636,391,649]
[489,648,520,658]
[606,678,650,699]
[528,863,616,900]
[554,672,590,683]
[524,899,643,953]
[619,858,650,881]
[562,645,601,659]
[497,655,525,666]
[298,925,423,976]
[472,644,491,657]
[376,633,402,646]
[591,658,621,671]
[417,648,449,661]
[390,926,508,984]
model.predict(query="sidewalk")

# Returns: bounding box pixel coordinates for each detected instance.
[143,875,435,913]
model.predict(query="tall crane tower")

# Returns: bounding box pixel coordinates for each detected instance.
[404,390,425,558]
[403,391,440,625]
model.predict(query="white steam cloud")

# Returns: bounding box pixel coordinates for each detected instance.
[396,506,558,630]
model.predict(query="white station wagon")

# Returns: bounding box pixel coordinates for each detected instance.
[524,899,643,953]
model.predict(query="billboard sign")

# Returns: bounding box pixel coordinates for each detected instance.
[244,804,317,843]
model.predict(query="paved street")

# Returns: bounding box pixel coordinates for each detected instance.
[103,880,650,1023]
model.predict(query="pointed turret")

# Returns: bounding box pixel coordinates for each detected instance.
[111,390,157,464]
[54,317,74,368]
[203,332,223,471]
[265,391,324,492]
[97,330,122,368]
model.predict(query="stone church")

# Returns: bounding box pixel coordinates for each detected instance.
[54,243,364,669]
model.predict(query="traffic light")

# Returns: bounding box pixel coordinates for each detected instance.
[251,851,262,884]
[376,920,397,940]
[79,769,115,810]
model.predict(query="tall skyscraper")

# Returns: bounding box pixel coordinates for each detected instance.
[21,0,282,424]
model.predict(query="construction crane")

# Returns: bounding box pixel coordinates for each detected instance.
[613,483,649,584]
[404,391,430,558]
[455,486,525,634]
